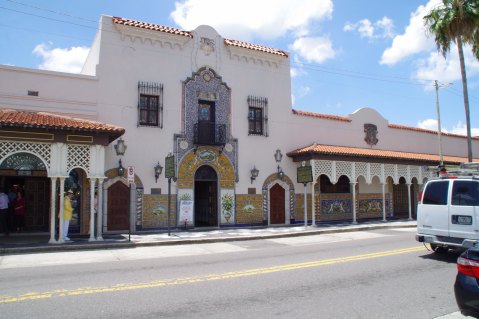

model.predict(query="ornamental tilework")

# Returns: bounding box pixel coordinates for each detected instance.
[143,194,177,228]
[235,194,263,224]
[295,193,312,222]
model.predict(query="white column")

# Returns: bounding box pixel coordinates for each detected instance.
[88,178,96,241]
[311,181,316,227]
[407,183,413,221]
[49,177,57,243]
[58,177,66,244]
[382,183,387,222]
[303,183,308,227]
[351,182,357,224]
[96,178,104,241]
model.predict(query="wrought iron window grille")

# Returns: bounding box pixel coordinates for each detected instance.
[138,81,163,128]
[247,95,268,137]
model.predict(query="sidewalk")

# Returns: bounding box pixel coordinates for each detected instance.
[0,219,417,255]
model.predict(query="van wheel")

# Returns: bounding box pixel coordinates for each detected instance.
[430,244,448,253]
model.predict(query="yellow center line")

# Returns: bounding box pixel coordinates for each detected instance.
[0,246,425,303]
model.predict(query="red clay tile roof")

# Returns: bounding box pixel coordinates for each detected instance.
[287,143,476,164]
[0,109,125,138]
[292,109,351,122]
[224,39,288,57]
[112,16,288,57]
[112,17,193,38]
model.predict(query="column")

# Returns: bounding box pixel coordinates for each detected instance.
[311,181,316,227]
[49,177,57,243]
[351,182,357,224]
[58,177,66,244]
[381,183,387,222]
[88,178,96,241]
[96,178,104,241]
[407,183,413,221]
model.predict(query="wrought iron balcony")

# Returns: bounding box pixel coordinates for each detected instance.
[193,123,227,145]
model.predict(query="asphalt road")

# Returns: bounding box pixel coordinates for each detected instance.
[0,227,471,319]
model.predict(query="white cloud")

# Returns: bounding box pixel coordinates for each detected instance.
[418,119,479,137]
[170,0,333,41]
[344,17,394,40]
[290,36,335,64]
[33,43,89,73]
[380,0,440,65]
[413,46,479,83]
[418,118,439,131]
[450,121,479,137]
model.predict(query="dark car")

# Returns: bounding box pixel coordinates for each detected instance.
[455,246,479,317]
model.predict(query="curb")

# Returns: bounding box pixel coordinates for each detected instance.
[0,223,416,255]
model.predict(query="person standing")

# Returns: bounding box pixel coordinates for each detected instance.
[0,187,9,237]
[14,191,26,232]
[63,189,74,241]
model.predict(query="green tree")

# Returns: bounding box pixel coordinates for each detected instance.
[424,0,479,162]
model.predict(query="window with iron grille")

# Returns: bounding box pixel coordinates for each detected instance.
[247,96,268,136]
[138,82,163,127]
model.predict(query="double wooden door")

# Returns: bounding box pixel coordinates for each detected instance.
[107,181,129,230]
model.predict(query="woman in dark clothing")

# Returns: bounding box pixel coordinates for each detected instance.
[14,191,26,232]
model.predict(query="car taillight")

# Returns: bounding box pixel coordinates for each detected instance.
[457,256,479,278]
[418,191,423,204]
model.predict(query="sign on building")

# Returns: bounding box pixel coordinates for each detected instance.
[127,166,135,184]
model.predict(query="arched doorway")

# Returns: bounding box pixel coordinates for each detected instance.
[107,181,129,230]
[270,184,285,224]
[194,165,218,227]
[393,177,409,218]
[0,152,49,232]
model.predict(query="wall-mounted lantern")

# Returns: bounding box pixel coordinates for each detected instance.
[154,162,163,183]
[250,166,259,184]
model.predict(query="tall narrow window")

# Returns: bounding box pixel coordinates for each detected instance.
[138,82,163,127]
[247,96,268,136]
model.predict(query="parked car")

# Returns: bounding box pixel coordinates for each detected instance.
[455,246,479,317]
[416,164,479,253]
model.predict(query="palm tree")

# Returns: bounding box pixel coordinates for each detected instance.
[424,0,479,162]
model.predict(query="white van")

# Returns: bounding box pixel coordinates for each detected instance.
[416,167,479,253]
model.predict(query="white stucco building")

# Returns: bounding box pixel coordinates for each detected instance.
[0,15,477,241]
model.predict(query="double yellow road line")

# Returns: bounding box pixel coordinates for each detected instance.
[0,246,425,303]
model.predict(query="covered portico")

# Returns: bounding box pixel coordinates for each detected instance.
[0,109,124,243]
[287,143,471,224]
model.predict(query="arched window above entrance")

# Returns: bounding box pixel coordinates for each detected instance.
[195,165,217,181]
[0,152,46,170]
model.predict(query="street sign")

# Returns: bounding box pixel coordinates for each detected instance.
[127,166,135,184]
[297,165,313,184]
[165,154,175,179]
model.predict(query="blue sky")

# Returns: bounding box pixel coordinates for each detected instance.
[1,0,479,136]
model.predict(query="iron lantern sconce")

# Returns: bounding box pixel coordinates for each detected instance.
[117,158,125,177]
[250,166,259,184]
[154,162,163,183]
[274,149,283,163]
[114,137,127,156]
[274,149,284,179]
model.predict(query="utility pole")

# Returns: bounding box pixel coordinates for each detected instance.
[434,80,444,167]
[434,80,452,167]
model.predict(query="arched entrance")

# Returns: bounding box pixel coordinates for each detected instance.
[393,177,409,218]
[107,181,129,230]
[194,165,218,227]
[0,152,49,232]
[270,184,285,224]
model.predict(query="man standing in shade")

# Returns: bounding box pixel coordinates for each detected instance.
[63,189,74,241]
[0,187,10,237]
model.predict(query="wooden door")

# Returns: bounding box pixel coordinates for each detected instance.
[270,184,285,224]
[24,178,49,231]
[107,181,129,230]
[393,183,409,218]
